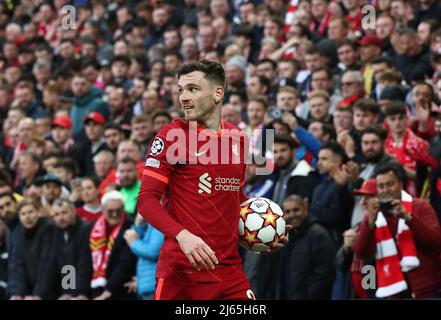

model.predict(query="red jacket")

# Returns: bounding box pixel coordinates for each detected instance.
[354,198,441,298]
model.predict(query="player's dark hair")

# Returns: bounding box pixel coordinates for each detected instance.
[176,59,226,88]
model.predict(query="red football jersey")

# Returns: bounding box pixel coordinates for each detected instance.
[137,119,249,282]
[76,205,103,223]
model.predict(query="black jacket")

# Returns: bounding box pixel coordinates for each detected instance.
[76,217,136,299]
[310,176,353,246]
[270,160,320,206]
[0,241,7,300]
[276,216,336,299]
[37,217,90,299]
[7,218,54,297]
[67,139,110,177]
[3,215,20,299]
[243,216,336,299]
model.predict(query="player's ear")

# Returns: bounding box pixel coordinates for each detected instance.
[214,86,224,104]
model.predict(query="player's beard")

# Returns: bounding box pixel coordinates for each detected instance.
[184,103,214,124]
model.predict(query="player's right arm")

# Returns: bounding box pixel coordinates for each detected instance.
[137,129,218,270]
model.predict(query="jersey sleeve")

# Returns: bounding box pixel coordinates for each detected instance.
[137,126,185,238]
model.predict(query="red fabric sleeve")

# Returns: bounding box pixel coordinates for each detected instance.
[136,127,185,239]
[353,215,377,259]
[137,172,185,239]
[407,199,441,253]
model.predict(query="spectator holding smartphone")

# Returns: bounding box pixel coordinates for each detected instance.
[354,162,441,299]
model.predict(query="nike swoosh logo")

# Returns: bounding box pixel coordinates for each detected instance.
[195,150,208,157]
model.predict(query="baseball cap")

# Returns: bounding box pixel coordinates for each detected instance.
[358,35,384,50]
[352,179,377,196]
[52,115,72,129]
[84,112,106,125]
[37,174,63,187]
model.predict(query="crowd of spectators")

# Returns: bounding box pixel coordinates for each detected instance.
[0,0,441,300]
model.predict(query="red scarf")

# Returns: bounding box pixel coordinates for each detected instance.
[337,92,365,108]
[309,9,333,36]
[284,0,299,34]
[374,190,419,298]
[90,214,126,288]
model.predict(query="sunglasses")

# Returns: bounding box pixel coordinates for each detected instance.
[105,208,123,214]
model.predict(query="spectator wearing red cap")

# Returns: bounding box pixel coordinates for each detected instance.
[50,115,74,154]
[68,112,110,177]
[334,179,378,299]
[354,162,441,299]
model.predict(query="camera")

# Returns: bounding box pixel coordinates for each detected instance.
[379,199,394,213]
[269,108,285,119]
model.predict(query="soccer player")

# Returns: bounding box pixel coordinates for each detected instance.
[137,60,290,300]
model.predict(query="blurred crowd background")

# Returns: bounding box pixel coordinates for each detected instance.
[0,0,441,300]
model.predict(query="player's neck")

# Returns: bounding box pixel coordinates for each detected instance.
[197,114,222,132]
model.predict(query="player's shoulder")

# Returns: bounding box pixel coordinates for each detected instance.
[155,118,188,136]
[221,120,243,133]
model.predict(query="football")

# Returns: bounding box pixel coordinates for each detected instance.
[239,197,286,252]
